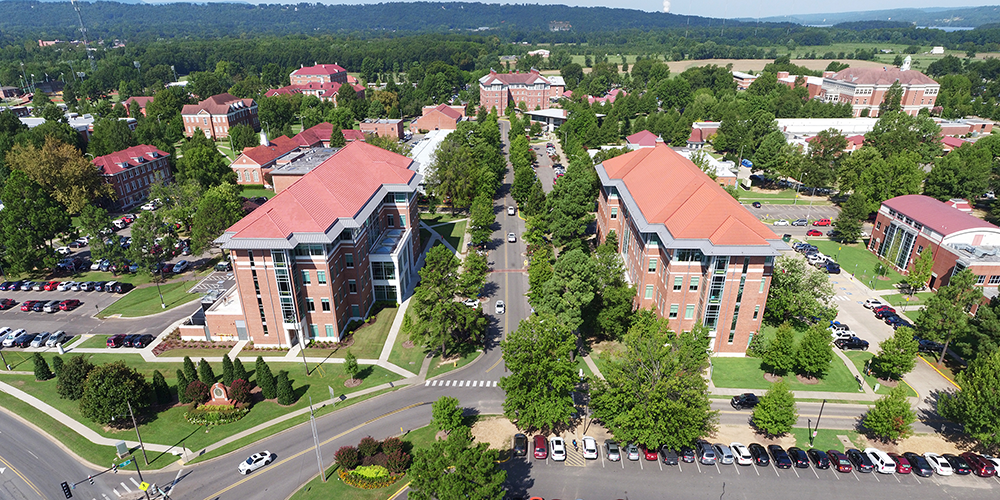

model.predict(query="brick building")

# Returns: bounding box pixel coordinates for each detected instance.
[820,68,940,118]
[92,145,172,210]
[181,93,259,140]
[196,141,421,346]
[122,96,153,117]
[264,82,366,104]
[410,104,465,133]
[290,64,349,86]
[230,136,300,186]
[870,195,1000,293]
[360,119,404,140]
[478,69,556,116]
[596,143,785,354]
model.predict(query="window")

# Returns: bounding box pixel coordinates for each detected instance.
[916,246,923,254]
[689,277,700,291]
[325,324,335,337]
[310,324,319,338]
[321,298,331,311]
[685,305,696,320]
[753,305,760,320]
[346,254,354,268]
[400,214,406,227]
[610,207,618,219]
[669,304,679,318]
[759,280,766,293]
[673,277,683,291]
[349,280,357,293]
[306,298,315,312]
[237,170,243,182]
[301,270,311,284]
[253,170,259,182]
[644,285,654,299]
[648,258,657,273]
[991,275,1000,285]
[978,275,986,285]
[351,304,360,317]
[387,214,394,227]
[876,221,882,230]
[317,271,327,285]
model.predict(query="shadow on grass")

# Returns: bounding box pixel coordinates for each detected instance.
[148,427,201,465]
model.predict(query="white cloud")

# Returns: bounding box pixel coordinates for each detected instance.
[662,0,670,12]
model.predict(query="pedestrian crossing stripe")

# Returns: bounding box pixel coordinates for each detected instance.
[425,380,499,387]
[831,295,852,301]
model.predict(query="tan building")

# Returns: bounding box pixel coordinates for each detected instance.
[360,119,404,140]
[410,104,465,133]
[821,68,939,118]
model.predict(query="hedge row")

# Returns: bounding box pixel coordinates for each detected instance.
[338,466,404,490]
[184,404,249,426]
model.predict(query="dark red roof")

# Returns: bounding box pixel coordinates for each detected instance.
[238,136,300,166]
[343,129,366,142]
[292,64,347,77]
[93,145,169,176]
[829,67,938,86]
[626,130,658,147]
[293,122,334,147]
[181,93,255,116]
[882,195,995,235]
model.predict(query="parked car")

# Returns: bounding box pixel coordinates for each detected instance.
[806,229,823,236]
[807,448,830,469]
[2,329,25,347]
[788,218,806,226]
[680,446,696,463]
[660,446,679,465]
[215,261,232,272]
[581,436,598,460]
[769,445,792,469]
[827,450,853,473]
[713,443,734,465]
[549,438,566,461]
[78,282,95,292]
[863,298,886,309]
[131,334,154,348]
[57,281,75,291]
[42,280,60,291]
[29,332,51,348]
[943,454,972,475]
[772,219,789,226]
[237,451,274,475]
[604,440,620,462]
[623,443,639,461]
[887,452,911,474]
[93,281,108,292]
[113,282,133,294]
[0,281,18,291]
[902,452,933,477]
[19,281,36,291]
[122,334,141,348]
[864,448,897,473]
[30,301,47,312]
[533,435,548,459]
[695,441,717,465]
[0,298,15,310]
[787,447,810,468]
[45,331,68,347]
[960,451,996,476]
[751,202,762,208]
[812,218,832,226]
[730,393,758,410]
[835,336,869,350]
[846,448,874,473]
[42,300,62,313]
[729,442,753,466]
[106,334,127,348]
[172,260,191,273]
[874,308,897,319]
[924,453,954,475]
[642,445,659,461]
[495,300,505,314]
[14,332,37,347]
[748,443,770,466]
[20,300,39,312]
[826,262,841,274]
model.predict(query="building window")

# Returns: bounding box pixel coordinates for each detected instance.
[325,324,335,337]
[759,280,766,293]
[876,221,882,230]
[673,277,683,291]
[648,258,657,273]
[669,304,679,318]
[351,304,360,317]
[400,214,406,227]
[349,280,357,293]
[387,214,394,227]
[237,170,243,182]
[253,170,259,182]
[644,285,654,299]
[978,275,986,285]
[346,254,354,267]
[321,298,331,311]
[310,324,319,338]
[689,276,700,291]
[990,275,1000,285]
[684,305,696,320]
[753,305,760,320]
[610,207,618,219]
[301,270,311,284]
[916,246,923,254]
[317,271,327,285]
[306,298,315,312]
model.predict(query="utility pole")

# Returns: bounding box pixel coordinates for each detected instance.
[308,396,325,482]
[69,0,97,71]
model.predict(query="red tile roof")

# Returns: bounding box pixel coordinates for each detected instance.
[941,136,968,150]
[293,122,334,147]
[238,136,299,166]
[883,195,995,236]
[292,64,347,77]
[601,143,776,245]
[342,129,366,142]
[93,144,169,176]
[424,104,463,120]
[123,96,153,109]
[829,67,938,86]
[181,93,255,116]
[226,141,415,239]
[479,69,551,86]
[626,130,659,147]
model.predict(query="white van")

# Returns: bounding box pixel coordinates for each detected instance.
[864,448,896,474]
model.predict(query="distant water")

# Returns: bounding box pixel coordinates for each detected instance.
[916,26,975,32]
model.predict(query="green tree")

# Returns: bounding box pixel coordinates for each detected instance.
[751,133,789,178]
[255,356,277,399]
[879,81,903,114]
[752,380,798,437]
[833,193,867,243]
[532,249,598,344]
[590,309,715,448]
[924,144,992,202]
[468,192,495,247]
[198,358,216,385]
[457,250,488,300]
[343,349,360,381]
[328,126,347,148]
[7,137,114,212]
[407,427,506,500]
[33,353,53,381]
[228,123,259,154]
[176,136,235,189]
[499,312,577,431]
[77,204,113,259]
[88,118,137,157]
[221,354,235,386]
[917,269,983,363]
[407,245,487,356]
[149,179,204,233]
[864,111,942,164]
[151,370,171,405]
[182,356,198,383]
[796,324,834,378]
[233,358,248,383]
[276,370,295,405]
[0,170,71,275]
[57,355,93,400]
[765,256,837,325]
[431,396,465,433]
[52,356,63,378]
[79,361,152,426]
[176,369,191,404]
[939,349,1000,450]
[864,385,915,442]
[906,248,934,293]
[873,326,920,380]
[763,323,797,376]
[191,182,244,254]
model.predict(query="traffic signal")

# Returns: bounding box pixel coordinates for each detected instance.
[60,482,72,499]
[112,464,118,473]
[88,475,94,485]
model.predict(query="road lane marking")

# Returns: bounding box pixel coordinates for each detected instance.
[129,477,141,487]
[812,467,819,479]
[120,482,132,492]
[424,380,430,386]
[484,356,503,373]
[792,467,800,478]
[0,455,43,499]
[201,401,430,500]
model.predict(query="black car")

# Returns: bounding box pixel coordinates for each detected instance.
[787,447,810,468]
[93,281,108,292]
[14,332,37,348]
[113,282,133,294]
[943,454,972,475]
[768,445,792,469]
[918,339,943,354]
[513,433,527,457]
[748,443,770,466]
[122,334,140,348]
[660,446,679,465]
[30,301,46,312]
[846,448,874,473]
[0,298,16,310]
[807,448,830,469]
[679,446,696,463]
[752,202,762,208]
[825,262,841,274]
[131,334,154,348]
[902,452,934,477]
[835,336,869,350]
[731,393,759,410]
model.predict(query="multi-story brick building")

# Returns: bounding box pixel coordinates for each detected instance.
[92,145,172,211]
[360,118,404,140]
[595,143,785,354]
[290,64,349,86]
[870,195,1000,293]
[181,93,259,139]
[410,104,465,133]
[197,141,421,346]
[122,96,153,117]
[478,69,556,116]
[820,68,939,118]
[230,136,300,186]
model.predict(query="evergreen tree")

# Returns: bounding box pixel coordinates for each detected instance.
[833,193,867,243]
[52,355,63,378]
[917,269,983,363]
[864,385,915,442]
[276,370,295,405]
[33,353,53,381]
[221,354,235,386]
[343,349,360,381]
[256,356,277,399]
[752,380,798,437]
[762,323,796,376]
[151,370,171,405]
[57,355,93,400]
[940,349,1000,449]
[233,358,248,384]
[182,356,198,384]
[329,127,347,148]
[176,369,191,404]
[198,358,216,385]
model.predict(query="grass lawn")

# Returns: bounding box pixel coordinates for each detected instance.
[919,353,962,384]
[809,240,905,291]
[302,307,398,360]
[419,227,433,251]
[880,292,934,307]
[76,335,112,349]
[842,351,918,397]
[98,281,201,318]
[791,427,865,452]
[711,357,860,394]
[240,187,275,199]
[575,356,594,379]
[386,311,430,373]
[420,212,466,225]
[426,351,480,379]
[428,221,466,251]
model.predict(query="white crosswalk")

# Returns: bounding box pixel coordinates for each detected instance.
[425,379,499,388]
[831,295,853,301]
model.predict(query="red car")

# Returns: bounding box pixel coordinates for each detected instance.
[806,229,823,236]
[58,299,81,311]
[106,334,127,348]
[813,218,832,226]
[43,280,61,291]
[888,452,911,474]
[643,446,658,461]
[961,452,997,477]
[826,450,853,473]
[0,298,16,310]
[533,435,547,460]
[20,300,39,312]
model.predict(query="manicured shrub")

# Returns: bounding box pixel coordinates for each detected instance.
[381,436,403,456]
[185,380,210,405]
[198,358,216,385]
[221,354,235,386]
[51,355,64,378]
[57,355,93,400]
[339,466,403,489]
[184,404,248,425]
[357,436,380,457]
[151,370,171,404]
[33,353,53,381]
[176,369,191,403]
[233,358,248,384]
[229,378,252,405]
[385,449,411,474]
[255,357,276,399]
[182,356,198,383]
[276,370,295,405]
[335,446,360,470]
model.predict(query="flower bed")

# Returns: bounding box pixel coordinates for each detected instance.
[338,465,404,490]
[184,404,249,426]
[152,330,238,356]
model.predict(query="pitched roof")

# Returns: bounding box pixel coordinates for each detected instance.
[882,195,995,236]
[479,69,552,86]
[92,144,169,176]
[181,93,255,116]
[292,64,347,77]
[626,130,659,147]
[293,122,334,147]
[238,136,300,166]
[424,104,463,120]
[829,67,938,86]
[342,129,366,141]
[123,96,153,109]
[225,141,415,240]
[601,144,776,246]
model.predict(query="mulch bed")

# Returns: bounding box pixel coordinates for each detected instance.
[763,373,782,383]
[344,378,362,388]
[796,374,820,385]
[402,340,415,349]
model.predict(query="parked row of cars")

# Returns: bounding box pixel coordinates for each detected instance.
[773,218,832,227]
[106,333,155,348]
[9,299,81,313]
[0,280,132,294]
[827,321,870,350]
[0,328,70,348]
[793,242,840,274]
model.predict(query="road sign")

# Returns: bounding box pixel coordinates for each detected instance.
[139,482,149,491]
[120,460,132,467]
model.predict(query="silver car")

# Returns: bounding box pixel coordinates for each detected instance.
[45,331,67,347]
[30,332,51,348]
[697,441,717,465]
[625,443,640,461]
[714,443,735,465]
[605,440,621,462]
[43,300,62,313]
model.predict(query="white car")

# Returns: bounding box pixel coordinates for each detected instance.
[495,300,505,315]
[581,436,598,460]
[56,246,72,256]
[550,438,566,461]
[238,451,274,474]
[45,331,67,347]
[90,261,102,271]
[772,219,789,226]
[924,453,953,476]
[463,298,479,308]
[863,447,896,474]
[981,454,1000,469]
[507,232,516,243]
[729,442,753,466]
[57,281,76,291]
[2,329,25,347]
[507,206,516,216]
[863,298,885,309]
